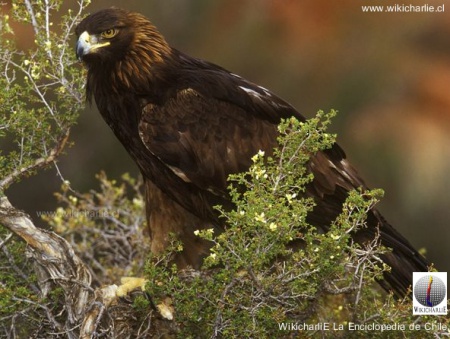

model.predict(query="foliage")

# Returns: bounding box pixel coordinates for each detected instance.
[0,1,90,337]
[142,112,449,338]
[0,229,40,337]
[0,0,88,191]
[42,171,149,285]
[0,171,149,337]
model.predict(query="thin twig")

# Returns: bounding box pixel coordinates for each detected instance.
[0,128,70,190]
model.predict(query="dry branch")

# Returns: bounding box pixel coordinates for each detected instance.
[0,196,138,338]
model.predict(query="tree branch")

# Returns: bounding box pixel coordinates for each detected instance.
[0,127,70,191]
[0,196,91,333]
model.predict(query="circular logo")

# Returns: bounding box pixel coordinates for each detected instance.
[414,275,446,307]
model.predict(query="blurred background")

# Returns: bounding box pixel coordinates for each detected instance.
[4,0,450,272]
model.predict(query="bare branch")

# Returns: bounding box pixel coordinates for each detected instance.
[0,196,91,329]
[0,127,70,190]
[24,0,39,36]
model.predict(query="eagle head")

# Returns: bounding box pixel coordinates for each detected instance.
[75,8,170,67]
[75,8,137,63]
[75,8,173,97]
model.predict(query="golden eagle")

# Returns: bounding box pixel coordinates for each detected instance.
[75,8,428,296]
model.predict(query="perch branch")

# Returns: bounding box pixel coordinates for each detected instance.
[0,196,91,333]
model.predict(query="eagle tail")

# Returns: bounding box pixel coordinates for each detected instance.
[366,211,429,297]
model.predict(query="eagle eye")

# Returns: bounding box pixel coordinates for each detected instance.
[101,28,118,39]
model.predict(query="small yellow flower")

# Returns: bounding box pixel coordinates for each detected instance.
[132,198,144,208]
[251,150,265,162]
[254,212,266,223]
[330,233,340,240]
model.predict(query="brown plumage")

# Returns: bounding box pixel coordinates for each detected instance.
[75,8,429,297]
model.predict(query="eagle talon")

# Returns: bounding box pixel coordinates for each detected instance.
[115,277,147,297]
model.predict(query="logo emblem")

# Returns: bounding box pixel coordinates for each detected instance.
[413,272,447,315]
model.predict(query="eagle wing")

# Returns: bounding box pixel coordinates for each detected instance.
[137,71,363,222]
[138,87,280,198]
